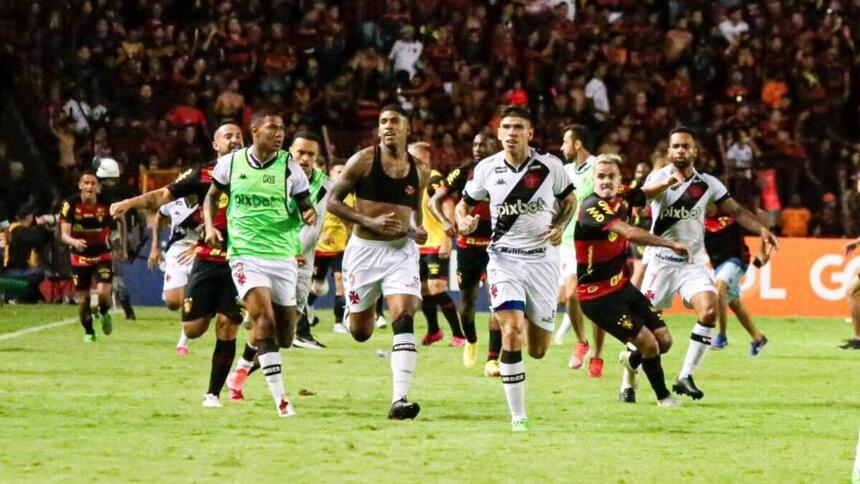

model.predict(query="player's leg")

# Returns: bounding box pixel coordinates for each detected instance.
[485,313,502,377]
[713,279,730,349]
[295,269,325,349]
[203,312,240,407]
[384,292,421,419]
[73,267,96,342]
[427,257,464,346]
[589,323,606,377]
[840,279,860,349]
[674,269,719,400]
[341,240,386,341]
[332,262,347,332]
[419,256,442,343]
[562,275,589,368]
[729,298,768,355]
[496,304,529,431]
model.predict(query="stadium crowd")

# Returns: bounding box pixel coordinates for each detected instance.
[2,0,860,299]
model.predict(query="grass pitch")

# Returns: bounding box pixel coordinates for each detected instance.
[0,305,857,482]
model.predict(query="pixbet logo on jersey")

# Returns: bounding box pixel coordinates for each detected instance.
[659,205,702,220]
[495,198,547,217]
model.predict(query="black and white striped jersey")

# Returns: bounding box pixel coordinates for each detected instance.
[464,148,573,253]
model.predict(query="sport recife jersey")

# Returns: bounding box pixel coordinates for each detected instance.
[644,165,730,264]
[463,148,573,254]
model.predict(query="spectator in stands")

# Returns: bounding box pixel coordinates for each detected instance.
[389,24,423,83]
[2,204,52,303]
[812,193,845,238]
[780,194,813,237]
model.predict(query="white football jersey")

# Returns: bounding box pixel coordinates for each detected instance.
[159,198,199,242]
[644,165,730,264]
[464,148,573,253]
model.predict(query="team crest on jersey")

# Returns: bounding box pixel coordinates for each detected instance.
[348,290,360,304]
[524,173,542,189]
[405,185,416,196]
[489,284,498,298]
[617,314,633,330]
[183,297,193,314]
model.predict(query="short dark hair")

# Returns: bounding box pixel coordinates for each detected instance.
[250,107,283,126]
[562,124,593,151]
[292,130,322,147]
[80,170,98,179]
[669,126,696,139]
[499,105,532,123]
[380,103,409,118]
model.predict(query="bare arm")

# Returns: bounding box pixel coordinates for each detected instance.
[641,171,684,199]
[545,192,577,245]
[609,220,690,260]
[326,151,376,229]
[719,197,780,254]
[455,199,479,234]
[61,222,87,251]
[147,210,164,269]
[110,187,174,218]
[203,183,225,247]
[429,185,456,236]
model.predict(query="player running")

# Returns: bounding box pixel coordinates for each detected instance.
[204,111,316,417]
[290,131,333,350]
[312,162,351,334]
[111,123,247,407]
[60,172,116,342]
[575,154,691,406]
[704,204,771,355]
[554,124,606,376]
[327,104,430,420]
[409,141,464,347]
[149,198,198,355]
[430,132,503,375]
[457,106,576,432]
[640,127,778,400]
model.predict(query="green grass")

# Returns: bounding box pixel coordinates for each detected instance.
[0,306,857,482]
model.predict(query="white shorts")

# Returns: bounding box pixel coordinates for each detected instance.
[342,235,421,313]
[640,257,717,310]
[558,243,578,283]
[161,240,194,293]
[229,256,298,306]
[487,247,560,333]
[295,267,312,314]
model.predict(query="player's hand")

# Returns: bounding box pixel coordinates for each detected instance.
[846,239,860,256]
[0,231,6,249]
[302,208,317,226]
[147,248,163,270]
[110,200,130,219]
[670,242,691,262]
[442,222,457,238]
[760,228,779,257]
[368,212,405,236]
[205,226,224,249]
[176,245,197,265]
[71,238,88,252]
[667,169,685,188]
[544,225,563,246]
[410,225,428,245]
[438,238,451,259]
[296,254,307,267]
[458,214,479,235]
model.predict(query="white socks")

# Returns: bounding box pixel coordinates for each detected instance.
[258,351,286,404]
[679,323,714,379]
[390,333,417,402]
[555,313,572,341]
[176,326,189,348]
[500,352,526,421]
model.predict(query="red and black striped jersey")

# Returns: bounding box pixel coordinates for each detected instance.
[704,215,750,267]
[59,194,114,266]
[574,193,630,301]
[167,162,229,263]
[444,160,492,248]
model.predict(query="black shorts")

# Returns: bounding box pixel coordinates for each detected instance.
[456,245,489,289]
[579,283,666,342]
[72,261,113,291]
[419,253,450,281]
[313,252,343,281]
[182,259,242,324]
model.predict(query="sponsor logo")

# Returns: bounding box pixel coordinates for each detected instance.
[263,175,276,184]
[232,193,282,208]
[494,167,508,174]
[495,178,507,185]
[239,173,248,180]
[659,205,702,220]
[496,198,547,216]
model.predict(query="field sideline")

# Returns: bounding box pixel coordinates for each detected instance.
[0,305,857,482]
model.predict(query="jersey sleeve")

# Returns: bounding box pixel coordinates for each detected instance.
[427,170,444,198]
[211,155,232,190]
[167,166,204,199]
[462,162,489,205]
[579,196,622,231]
[58,199,74,224]
[444,166,468,196]
[287,162,310,200]
[550,157,574,199]
[707,174,731,203]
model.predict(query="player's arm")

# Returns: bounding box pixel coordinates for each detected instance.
[60,221,87,252]
[326,150,403,236]
[456,163,489,234]
[640,170,685,199]
[147,210,164,269]
[409,164,431,244]
[718,196,779,257]
[110,187,174,218]
[203,183,225,248]
[429,184,454,235]
[609,221,690,261]
[546,191,576,245]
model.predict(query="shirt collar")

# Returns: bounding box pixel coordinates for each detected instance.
[247,146,279,169]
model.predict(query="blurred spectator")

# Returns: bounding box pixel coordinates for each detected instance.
[2,204,52,303]
[779,194,812,237]
[811,193,845,238]
[389,24,423,83]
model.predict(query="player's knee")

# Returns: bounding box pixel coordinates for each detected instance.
[658,333,672,354]
[699,306,718,325]
[183,321,207,339]
[527,344,547,359]
[165,300,182,311]
[257,337,278,354]
[351,326,373,342]
[392,314,414,334]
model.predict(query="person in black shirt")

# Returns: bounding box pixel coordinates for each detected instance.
[704,204,770,355]
[575,155,690,406]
